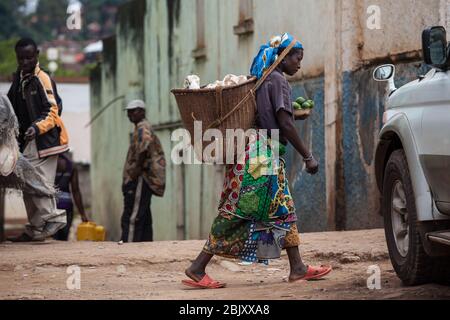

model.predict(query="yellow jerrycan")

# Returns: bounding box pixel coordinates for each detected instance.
[77,222,96,241]
[77,222,107,241]
[94,225,106,242]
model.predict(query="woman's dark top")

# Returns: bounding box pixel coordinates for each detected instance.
[255,68,294,145]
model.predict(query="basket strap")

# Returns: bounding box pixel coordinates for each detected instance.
[215,85,224,121]
[206,38,298,130]
[207,92,252,129]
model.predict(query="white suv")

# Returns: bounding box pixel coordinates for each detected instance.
[374,26,450,285]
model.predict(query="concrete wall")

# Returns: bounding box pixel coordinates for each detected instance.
[360,0,441,63]
[90,0,450,240]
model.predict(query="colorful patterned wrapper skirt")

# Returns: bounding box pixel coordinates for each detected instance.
[203,134,300,262]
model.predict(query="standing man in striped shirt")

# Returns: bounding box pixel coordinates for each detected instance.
[121,100,166,242]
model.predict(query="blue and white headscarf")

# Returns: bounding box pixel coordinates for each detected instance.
[250,33,303,79]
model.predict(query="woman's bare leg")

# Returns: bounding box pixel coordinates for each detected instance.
[185,251,214,281]
[286,246,308,282]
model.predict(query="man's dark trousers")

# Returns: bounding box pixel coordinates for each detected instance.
[121,177,153,242]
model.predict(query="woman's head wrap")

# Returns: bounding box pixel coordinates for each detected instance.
[250,33,303,79]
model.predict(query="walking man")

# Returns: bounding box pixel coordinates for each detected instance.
[121,100,166,242]
[7,38,69,241]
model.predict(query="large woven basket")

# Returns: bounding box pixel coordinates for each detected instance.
[171,38,299,163]
[171,77,257,162]
[172,76,257,131]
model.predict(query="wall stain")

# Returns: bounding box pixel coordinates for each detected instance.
[102,36,117,88]
[117,0,146,73]
[286,77,327,233]
[341,61,430,230]
[167,0,181,76]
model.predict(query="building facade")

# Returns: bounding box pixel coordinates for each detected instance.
[90,0,449,240]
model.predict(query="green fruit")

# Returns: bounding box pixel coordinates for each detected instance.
[302,100,314,109]
[302,101,312,109]
[292,102,302,110]
[296,97,307,105]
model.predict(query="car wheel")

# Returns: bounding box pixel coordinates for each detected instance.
[383,149,433,285]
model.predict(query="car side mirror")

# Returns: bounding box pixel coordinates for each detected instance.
[422,26,448,68]
[373,64,395,81]
[373,64,397,93]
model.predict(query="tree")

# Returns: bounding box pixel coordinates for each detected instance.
[80,0,127,39]
[0,0,128,78]
[32,0,68,42]
[0,1,27,41]
[0,0,127,43]
[0,38,19,78]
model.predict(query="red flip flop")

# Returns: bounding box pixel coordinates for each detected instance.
[289,265,332,283]
[182,274,227,289]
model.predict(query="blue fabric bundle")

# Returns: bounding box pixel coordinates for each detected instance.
[250,33,303,79]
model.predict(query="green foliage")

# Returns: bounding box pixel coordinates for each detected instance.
[0,0,127,78]
[80,63,98,77]
[0,0,127,43]
[32,0,68,43]
[0,38,19,77]
[0,1,27,41]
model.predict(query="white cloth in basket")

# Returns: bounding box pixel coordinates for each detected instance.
[183,74,247,90]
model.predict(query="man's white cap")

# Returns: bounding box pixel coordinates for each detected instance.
[125,99,146,110]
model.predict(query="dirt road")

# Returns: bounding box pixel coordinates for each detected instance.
[1,229,449,300]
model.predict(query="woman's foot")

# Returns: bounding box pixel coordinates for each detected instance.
[185,265,206,282]
[288,265,309,282]
[184,251,214,282]
[289,265,332,282]
[183,264,226,289]
[286,246,309,281]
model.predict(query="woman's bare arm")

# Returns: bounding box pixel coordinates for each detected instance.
[70,167,89,222]
[276,110,319,174]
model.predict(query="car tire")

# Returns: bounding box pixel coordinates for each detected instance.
[383,149,433,286]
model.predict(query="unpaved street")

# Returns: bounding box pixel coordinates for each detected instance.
[1,229,449,300]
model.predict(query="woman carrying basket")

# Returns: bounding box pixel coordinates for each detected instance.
[183,33,332,289]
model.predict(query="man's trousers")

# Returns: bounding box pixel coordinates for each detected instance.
[22,141,66,239]
[121,177,153,242]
